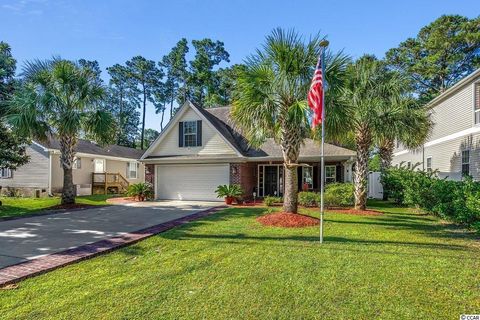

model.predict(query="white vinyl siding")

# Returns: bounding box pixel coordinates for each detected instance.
[0,144,49,189]
[156,164,229,201]
[149,108,237,157]
[429,82,475,141]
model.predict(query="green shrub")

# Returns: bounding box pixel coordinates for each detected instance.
[298,191,320,207]
[382,167,480,231]
[264,196,283,206]
[324,183,354,207]
[127,182,154,200]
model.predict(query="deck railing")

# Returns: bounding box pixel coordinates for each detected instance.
[92,172,129,194]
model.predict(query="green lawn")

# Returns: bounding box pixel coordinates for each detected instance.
[1,201,479,319]
[0,194,113,219]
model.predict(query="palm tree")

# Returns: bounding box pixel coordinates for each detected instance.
[338,55,422,210]
[232,28,349,214]
[7,59,115,205]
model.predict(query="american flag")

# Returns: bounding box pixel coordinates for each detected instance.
[308,56,324,129]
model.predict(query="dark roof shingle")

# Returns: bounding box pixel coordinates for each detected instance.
[38,137,144,160]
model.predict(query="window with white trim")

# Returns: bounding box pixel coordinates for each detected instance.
[127,162,138,179]
[325,165,336,183]
[461,150,470,176]
[183,121,198,147]
[302,166,313,190]
[94,159,105,173]
[0,168,12,179]
[475,83,480,124]
[73,157,81,170]
[426,157,432,171]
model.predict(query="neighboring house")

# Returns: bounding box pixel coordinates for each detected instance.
[141,101,356,201]
[392,68,480,180]
[0,137,145,197]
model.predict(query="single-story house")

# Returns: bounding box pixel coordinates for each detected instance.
[141,101,356,201]
[0,137,145,197]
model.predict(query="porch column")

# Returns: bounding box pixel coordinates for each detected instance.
[343,161,353,182]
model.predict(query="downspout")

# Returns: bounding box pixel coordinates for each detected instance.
[48,152,53,196]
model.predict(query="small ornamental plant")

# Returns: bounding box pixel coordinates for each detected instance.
[215,184,244,204]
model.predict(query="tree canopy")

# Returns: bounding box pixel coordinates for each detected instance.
[386,15,480,102]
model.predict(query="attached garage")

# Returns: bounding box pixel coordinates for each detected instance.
[155,164,229,201]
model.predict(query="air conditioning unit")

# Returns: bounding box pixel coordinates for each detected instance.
[76,184,92,196]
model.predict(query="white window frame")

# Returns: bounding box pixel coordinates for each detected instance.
[474,82,480,125]
[183,121,198,147]
[94,158,105,173]
[0,168,12,179]
[72,157,81,170]
[127,161,138,179]
[302,166,314,190]
[426,157,432,171]
[461,149,470,176]
[325,165,336,183]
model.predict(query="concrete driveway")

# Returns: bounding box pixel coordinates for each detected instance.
[0,201,221,269]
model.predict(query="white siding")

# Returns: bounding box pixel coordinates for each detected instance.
[149,108,237,157]
[392,132,480,181]
[0,144,49,189]
[429,84,475,140]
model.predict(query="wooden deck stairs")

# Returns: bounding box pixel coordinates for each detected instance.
[92,172,129,194]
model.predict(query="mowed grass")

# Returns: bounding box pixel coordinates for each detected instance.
[1,201,479,319]
[0,194,114,218]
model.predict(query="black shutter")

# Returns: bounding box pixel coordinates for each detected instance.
[336,164,342,182]
[196,120,202,146]
[179,122,184,147]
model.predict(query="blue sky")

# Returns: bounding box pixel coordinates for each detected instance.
[1,0,478,131]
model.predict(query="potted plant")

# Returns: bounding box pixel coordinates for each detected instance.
[215,184,244,204]
[127,182,153,201]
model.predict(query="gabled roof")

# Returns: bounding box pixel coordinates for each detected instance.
[36,137,144,160]
[199,104,356,159]
[143,101,355,160]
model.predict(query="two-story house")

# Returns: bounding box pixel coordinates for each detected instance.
[392,69,480,180]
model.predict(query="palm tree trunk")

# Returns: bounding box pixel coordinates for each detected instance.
[60,135,76,205]
[379,139,394,172]
[354,129,371,210]
[378,138,394,200]
[283,164,298,213]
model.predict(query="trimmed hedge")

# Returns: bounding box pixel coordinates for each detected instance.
[382,167,480,231]
[297,183,354,208]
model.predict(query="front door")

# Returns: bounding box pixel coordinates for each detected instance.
[264,166,278,196]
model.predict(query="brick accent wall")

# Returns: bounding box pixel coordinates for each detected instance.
[230,163,257,198]
[145,164,155,185]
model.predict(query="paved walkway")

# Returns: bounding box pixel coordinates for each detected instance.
[0,201,221,271]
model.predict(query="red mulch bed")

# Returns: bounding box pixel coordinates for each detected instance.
[257,212,319,228]
[326,208,383,216]
[49,204,97,210]
[106,197,137,204]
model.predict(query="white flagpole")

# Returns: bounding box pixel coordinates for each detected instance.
[319,42,328,244]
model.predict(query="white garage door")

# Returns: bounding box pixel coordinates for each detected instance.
[156,164,229,201]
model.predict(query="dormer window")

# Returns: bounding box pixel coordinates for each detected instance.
[475,82,480,124]
[179,120,202,147]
